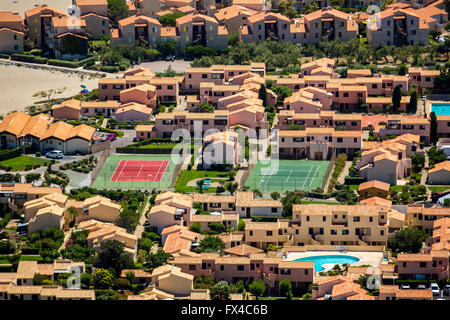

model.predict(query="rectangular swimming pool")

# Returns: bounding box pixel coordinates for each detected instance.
[431,103,450,115]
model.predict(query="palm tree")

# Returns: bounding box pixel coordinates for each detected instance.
[67,206,78,228]
[197,179,205,193]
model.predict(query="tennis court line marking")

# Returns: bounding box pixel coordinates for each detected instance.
[114,160,128,182]
[308,165,319,189]
[137,164,143,178]
[302,165,314,188]
[154,160,165,182]
[260,165,277,188]
[285,169,293,183]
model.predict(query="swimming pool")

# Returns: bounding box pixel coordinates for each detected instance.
[431,103,450,115]
[294,255,360,272]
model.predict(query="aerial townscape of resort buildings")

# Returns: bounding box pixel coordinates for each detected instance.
[0,0,449,303]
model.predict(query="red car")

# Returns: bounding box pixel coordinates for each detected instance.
[106,133,117,141]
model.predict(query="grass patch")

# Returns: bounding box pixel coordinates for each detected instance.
[389,185,404,192]
[175,170,229,193]
[349,185,359,191]
[19,255,44,262]
[0,155,53,171]
[428,186,450,192]
[300,200,341,205]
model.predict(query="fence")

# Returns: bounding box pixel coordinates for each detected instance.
[91,147,110,185]
[322,149,336,190]
[239,162,255,188]
[90,140,111,154]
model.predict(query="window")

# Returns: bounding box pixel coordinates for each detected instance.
[337,137,343,143]
[304,269,309,275]
[237,265,244,271]
[351,121,357,126]
[249,231,253,236]
[189,265,196,270]
[419,262,426,268]
[266,231,273,236]
[168,85,173,90]
[306,216,310,221]
[353,217,360,222]
[202,74,207,79]
[342,230,349,235]
[380,230,384,236]
[322,216,326,222]
[331,229,337,235]
[220,265,224,271]
[369,217,373,222]
[271,207,278,213]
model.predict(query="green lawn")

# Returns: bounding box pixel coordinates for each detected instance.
[175,170,230,193]
[0,155,53,171]
[19,255,43,262]
[428,186,450,192]
[389,185,405,192]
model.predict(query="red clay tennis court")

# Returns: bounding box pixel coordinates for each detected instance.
[110,160,169,182]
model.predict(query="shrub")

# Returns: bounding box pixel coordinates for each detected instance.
[99,66,120,73]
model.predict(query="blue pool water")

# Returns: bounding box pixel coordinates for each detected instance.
[431,103,450,115]
[294,255,360,272]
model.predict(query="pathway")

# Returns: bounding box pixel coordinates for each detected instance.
[133,197,151,238]
[337,161,352,185]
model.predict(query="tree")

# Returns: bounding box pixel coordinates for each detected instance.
[144,248,173,269]
[280,279,293,299]
[238,219,245,231]
[107,0,129,26]
[430,112,438,145]
[427,146,447,165]
[189,222,202,233]
[228,32,240,46]
[157,12,185,27]
[249,280,266,299]
[408,89,418,114]
[210,281,231,300]
[278,0,298,18]
[273,86,292,106]
[94,240,135,276]
[25,173,41,183]
[200,103,214,113]
[208,223,226,234]
[93,268,114,290]
[281,191,305,217]
[392,85,402,113]
[270,192,281,200]
[225,182,239,195]
[199,235,225,253]
[67,206,78,226]
[197,179,205,193]
[409,153,425,173]
[388,227,428,253]
[259,84,267,107]
[81,273,93,289]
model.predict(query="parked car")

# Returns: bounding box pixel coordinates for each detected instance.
[45,150,64,159]
[430,283,440,296]
[400,284,410,290]
[443,284,450,296]
[106,134,117,141]
[417,284,426,290]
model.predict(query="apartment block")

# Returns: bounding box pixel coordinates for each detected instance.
[378,115,430,145]
[172,252,314,294]
[406,204,450,233]
[367,5,431,46]
[0,12,24,54]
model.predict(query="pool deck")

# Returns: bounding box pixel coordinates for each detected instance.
[427,99,450,115]
[285,251,384,271]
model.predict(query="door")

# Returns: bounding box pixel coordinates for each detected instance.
[246,207,251,218]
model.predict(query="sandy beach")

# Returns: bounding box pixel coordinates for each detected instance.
[0,0,73,17]
[0,64,101,115]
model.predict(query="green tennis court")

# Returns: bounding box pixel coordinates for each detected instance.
[92,154,181,189]
[245,160,330,192]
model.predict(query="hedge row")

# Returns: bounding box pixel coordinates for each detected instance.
[0,54,10,59]
[116,147,177,154]
[344,176,367,185]
[0,148,20,162]
[11,54,47,64]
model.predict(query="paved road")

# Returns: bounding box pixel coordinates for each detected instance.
[138,60,191,73]
[133,197,150,238]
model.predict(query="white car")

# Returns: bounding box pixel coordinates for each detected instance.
[45,150,64,159]
[430,283,440,297]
